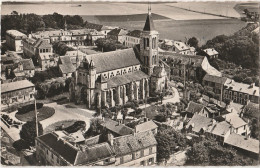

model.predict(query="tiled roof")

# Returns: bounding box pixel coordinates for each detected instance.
[69,29,91,35]
[173,41,189,51]
[203,74,227,84]
[186,114,213,133]
[223,113,247,128]
[107,28,127,36]
[135,120,158,133]
[126,30,142,38]
[20,59,35,70]
[224,79,259,97]
[6,30,26,38]
[107,71,148,89]
[113,130,157,156]
[34,39,52,49]
[85,48,141,73]
[102,118,134,136]
[207,121,231,137]
[224,133,259,154]
[143,13,155,31]
[203,48,218,56]
[59,56,76,74]
[37,132,115,165]
[75,142,115,165]
[186,101,204,114]
[1,80,34,93]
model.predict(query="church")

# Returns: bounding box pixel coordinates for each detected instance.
[69,8,168,109]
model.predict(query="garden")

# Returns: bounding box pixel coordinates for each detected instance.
[15,103,55,122]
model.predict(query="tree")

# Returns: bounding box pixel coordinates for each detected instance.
[20,120,43,146]
[186,137,255,166]
[187,37,199,49]
[85,118,104,138]
[243,77,253,84]
[224,98,231,107]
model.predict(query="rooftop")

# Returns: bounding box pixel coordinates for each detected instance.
[224,79,259,97]
[207,121,231,137]
[223,112,247,128]
[107,71,148,89]
[102,118,134,136]
[186,101,205,114]
[224,133,259,154]
[186,114,213,133]
[203,74,227,84]
[59,56,76,74]
[173,41,189,51]
[84,48,141,73]
[1,80,34,93]
[135,120,158,133]
[107,28,127,36]
[126,30,142,38]
[203,48,219,56]
[6,30,26,39]
[113,130,157,156]
[20,59,35,70]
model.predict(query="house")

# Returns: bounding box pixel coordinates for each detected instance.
[20,59,35,77]
[223,79,259,105]
[23,38,54,70]
[160,39,195,55]
[202,74,227,101]
[124,30,142,48]
[203,48,219,59]
[1,80,35,111]
[101,118,134,137]
[86,30,105,46]
[134,119,158,134]
[5,30,27,52]
[222,112,250,136]
[107,28,128,44]
[65,50,86,67]
[186,114,214,135]
[206,121,231,142]
[183,101,205,118]
[58,56,76,78]
[35,131,116,166]
[110,130,157,166]
[224,133,259,159]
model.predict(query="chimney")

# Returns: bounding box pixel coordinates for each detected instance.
[107,133,114,146]
[250,83,255,88]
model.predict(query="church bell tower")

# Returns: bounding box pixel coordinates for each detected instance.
[140,4,159,76]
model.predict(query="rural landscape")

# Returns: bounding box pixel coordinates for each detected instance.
[1,1,259,166]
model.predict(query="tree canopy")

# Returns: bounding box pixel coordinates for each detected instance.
[187,37,199,49]
[20,120,43,146]
[95,38,127,52]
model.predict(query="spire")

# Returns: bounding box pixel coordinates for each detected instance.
[64,19,67,31]
[143,2,155,31]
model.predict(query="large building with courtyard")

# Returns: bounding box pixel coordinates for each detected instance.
[69,9,168,109]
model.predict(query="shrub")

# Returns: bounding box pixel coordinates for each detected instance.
[17,103,43,115]
[64,121,86,133]
[13,139,30,151]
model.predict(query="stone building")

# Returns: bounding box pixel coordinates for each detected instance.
[5,30,27,52]
[70,9,168,109]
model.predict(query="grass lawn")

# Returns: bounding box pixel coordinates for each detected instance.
[43,119,80,134]
[15,107,55,122]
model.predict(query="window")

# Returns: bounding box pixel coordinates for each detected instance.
[47,150,49,155]
[52,153,54,159]
[120,157,124,164]
[244,125,246,130]
[148,158,154,165]
[149,147,152,154]
[132,153,135,160]
[141,150,144,157]
[140,161,145,166]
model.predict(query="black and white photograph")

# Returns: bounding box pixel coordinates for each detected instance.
[0,0,259,166]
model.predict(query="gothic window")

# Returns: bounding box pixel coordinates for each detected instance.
[143,39,145,49]
[147,38,149,47]
[128,68,132,73]
[116,71,121,76]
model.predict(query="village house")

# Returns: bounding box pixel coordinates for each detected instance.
[183,101,205,118]
[202,48,219,59]
[23,38,54,70]
[110,130,157,166]
[58,56,76,78]
[206,121,232,142]
[134,119,158,135]
[86,30,106,46]
[65,50,86,67]
[35,131,116,166]
[70,9,168,109]
[223,78,259,105]
[1,80,35,111]
[160,39,195,55]
[84,22,116,37]
[124,30,142,48]
[186,114,214,135]
[5,30,27,52]
[107,28,128,44]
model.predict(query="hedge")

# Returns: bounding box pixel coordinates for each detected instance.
[17,103,43,115]
[64,121,86,133]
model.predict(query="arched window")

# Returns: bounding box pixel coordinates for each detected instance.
[147,38,149,47]
[143,39,145,49]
